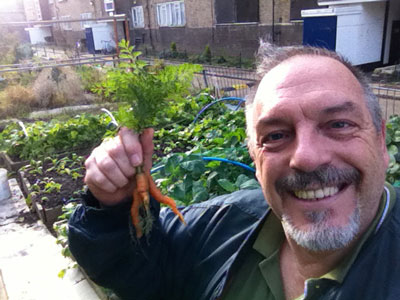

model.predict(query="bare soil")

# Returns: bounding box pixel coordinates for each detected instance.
[23,152,87,210]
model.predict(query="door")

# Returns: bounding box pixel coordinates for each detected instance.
[85,28,95,54]
[389,20,400,65]
[303,16,337,51]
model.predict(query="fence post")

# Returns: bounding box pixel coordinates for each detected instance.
[202,69,209,87]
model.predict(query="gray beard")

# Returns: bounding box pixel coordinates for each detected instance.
[281,206,361,252]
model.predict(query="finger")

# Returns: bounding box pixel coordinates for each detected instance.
[92,147,129,189]
[84,156,118,193]
[119,127,143,167]
[140,128,154,172]
[104,137,135,178]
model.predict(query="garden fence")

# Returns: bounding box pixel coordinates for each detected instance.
[2,46,400,119]
[191,66,400,119]
[192,65,258,99]
[372,83,400,119]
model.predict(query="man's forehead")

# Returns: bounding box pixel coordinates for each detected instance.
[253,55,363,112]
[257,55,354,90]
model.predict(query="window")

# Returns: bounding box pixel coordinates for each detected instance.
[215,0,259,24]
[131,6,144,28]
[156,1,185,27]
[60,15,72,30]
[34,0,42,20]
[80,12,94,29]
[104,0,115,12]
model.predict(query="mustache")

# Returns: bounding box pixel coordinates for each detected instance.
[275,165,361,193]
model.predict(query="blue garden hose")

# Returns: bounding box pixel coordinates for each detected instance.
[151,156,255,174]
[192,97,245,124]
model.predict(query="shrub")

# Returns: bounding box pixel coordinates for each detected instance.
[75,65,105,92]
[32,67,85,108]
[170,42,177,53]
[0,84,35,118]
[202,45,212,64]
[15,43,33,62]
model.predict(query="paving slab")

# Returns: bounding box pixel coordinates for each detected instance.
[0,179,102,300]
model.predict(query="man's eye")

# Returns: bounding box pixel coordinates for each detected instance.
[268,132,285,141]
[330,121,350,129]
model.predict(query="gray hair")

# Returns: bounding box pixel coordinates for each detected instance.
[245,42,382,142]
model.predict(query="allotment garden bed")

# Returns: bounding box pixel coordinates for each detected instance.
[18,153,86,231]
[4,95,400,233]
[0,90,260,232]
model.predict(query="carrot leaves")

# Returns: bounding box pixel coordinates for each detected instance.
[94,39,201,132]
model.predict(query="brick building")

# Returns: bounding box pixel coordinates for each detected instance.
[118,0,321,58]
[47,0,108,46]
[17,0,321,57]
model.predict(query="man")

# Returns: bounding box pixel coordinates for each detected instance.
[68,43,400,300]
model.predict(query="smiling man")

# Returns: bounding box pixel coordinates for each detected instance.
[241,44,395,299]
[68,43,400,300]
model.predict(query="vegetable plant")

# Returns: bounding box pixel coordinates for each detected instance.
[386,115,400,186]
[95,40,201,237]
[0,113,110,160]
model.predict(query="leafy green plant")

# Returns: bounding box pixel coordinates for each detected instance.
[152,152,257,206]
[0,113,110,160]
[386,115,400,186]
[75,65,105,92]
[53,202,78,278]
[94,39,201,132]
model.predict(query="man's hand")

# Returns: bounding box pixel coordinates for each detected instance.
[84,127,154,206]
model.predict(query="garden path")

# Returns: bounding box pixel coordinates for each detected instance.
[0,179,102,300]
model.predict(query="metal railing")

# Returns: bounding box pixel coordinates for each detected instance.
[2,44,400,119]
[192,65,258,98]
[372,83,400,119]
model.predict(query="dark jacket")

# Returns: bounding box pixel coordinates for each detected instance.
[68,188,400,300]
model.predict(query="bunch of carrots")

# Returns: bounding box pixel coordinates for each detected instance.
[131,166,186,238]
[97,40,199,238]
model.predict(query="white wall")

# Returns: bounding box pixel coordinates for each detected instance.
[90,22,124,51]
[26,27,52,44]
[335,2,386,65]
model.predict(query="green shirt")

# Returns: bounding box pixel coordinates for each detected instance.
[222,183,396,300]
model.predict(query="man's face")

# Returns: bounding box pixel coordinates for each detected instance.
[249,55,389,251]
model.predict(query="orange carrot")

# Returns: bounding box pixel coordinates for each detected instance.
[146,171,186,225]
[135,168,150,213]
[130,188,143,238]
[130,167,186,238]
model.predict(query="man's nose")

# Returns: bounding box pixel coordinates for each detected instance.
[289,128,332,172]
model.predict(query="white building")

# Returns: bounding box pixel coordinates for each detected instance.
[302,0,400,66]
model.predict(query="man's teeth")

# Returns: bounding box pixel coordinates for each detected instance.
[294,187,339,200]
